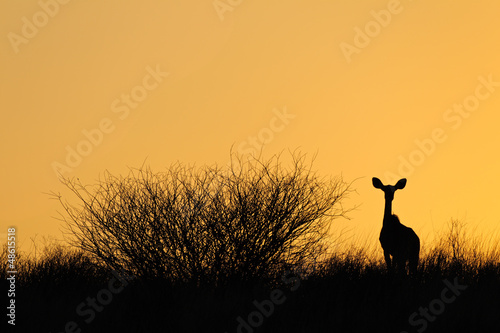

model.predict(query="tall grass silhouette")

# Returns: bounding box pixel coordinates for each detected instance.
[2,220,499,332]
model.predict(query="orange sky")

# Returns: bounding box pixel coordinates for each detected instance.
[2,1,500,254]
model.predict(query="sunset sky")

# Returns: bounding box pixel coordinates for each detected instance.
[2,0,500,254]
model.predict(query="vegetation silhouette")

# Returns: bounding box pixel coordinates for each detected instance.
[2,154,499,332]
[54,152,354,286]
[3,220,500,332]
[372,177,420,275]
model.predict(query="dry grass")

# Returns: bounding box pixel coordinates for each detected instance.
[3,219,499,332]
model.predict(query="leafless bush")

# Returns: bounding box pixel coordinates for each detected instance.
[53,152,354,285]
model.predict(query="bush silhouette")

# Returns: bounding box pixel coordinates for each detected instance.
[54,152,353,285]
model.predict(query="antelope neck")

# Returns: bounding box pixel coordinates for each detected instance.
[383,198,393,227]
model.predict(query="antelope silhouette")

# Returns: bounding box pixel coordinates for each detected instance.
[372,177,420,275]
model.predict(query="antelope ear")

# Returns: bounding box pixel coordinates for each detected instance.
[372,177,384,189]
[395,178,407,190]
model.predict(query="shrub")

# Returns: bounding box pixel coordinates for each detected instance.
[53,152,354,285]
